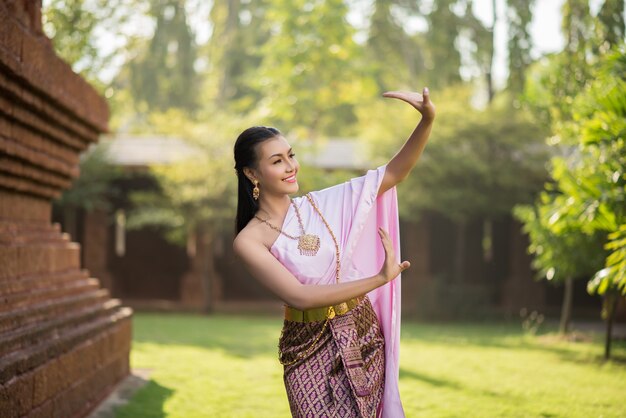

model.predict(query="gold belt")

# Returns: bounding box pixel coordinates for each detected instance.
[284,296,363,323]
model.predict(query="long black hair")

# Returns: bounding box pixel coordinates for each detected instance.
[233,126,281,234]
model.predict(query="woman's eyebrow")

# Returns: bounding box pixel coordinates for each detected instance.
[268,148,293,159]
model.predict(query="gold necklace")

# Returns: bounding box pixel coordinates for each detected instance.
[254,197,321,256]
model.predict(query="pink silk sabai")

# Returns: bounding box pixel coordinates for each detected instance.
[270,164,404,417]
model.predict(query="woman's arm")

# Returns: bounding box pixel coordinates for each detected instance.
[378,87,436,197]
[233,227,409,311]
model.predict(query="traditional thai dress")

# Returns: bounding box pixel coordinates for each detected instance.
[270,164,404,417]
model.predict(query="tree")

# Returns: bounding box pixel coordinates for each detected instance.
[206,0,272,109]
[571,49,626,358]
[595,0,625,54]
[425,0,463,88]
[518,45,625,353]
[513,190,607,334]
[360,86,550,284]
[252,0,370,138]
[519,0,624,352]
[42,0,141,90]
[461,0,497,102]
[506,0,534,94]
[54,142,125,212]
[129,0,199,111]
[366,0,426,91]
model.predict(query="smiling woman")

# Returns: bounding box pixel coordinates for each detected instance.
[231,88,434,418]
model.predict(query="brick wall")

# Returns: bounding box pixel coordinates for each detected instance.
[0,1,132,416]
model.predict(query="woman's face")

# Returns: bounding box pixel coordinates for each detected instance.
[247,135,299,196]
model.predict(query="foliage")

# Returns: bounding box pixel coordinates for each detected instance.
[595,0,625,53]
[54,142,125,211]
[361,86,550,222]
[513,194,607,284]
[570,49,626,297]
[588,225,626,297]
[366,0,426,91]
[506,0,534,94]
[206,0,273,109]
[425,0,463,87]
[129,0,199,111]
[42,0,142,91]
[124,109,252,245]
[531,48,626,300]
[251,0,373,138]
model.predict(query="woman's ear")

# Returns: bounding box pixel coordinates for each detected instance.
[242,167,256,183]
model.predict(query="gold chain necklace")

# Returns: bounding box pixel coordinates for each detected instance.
[254,197,321,256]
[278,193,341,366]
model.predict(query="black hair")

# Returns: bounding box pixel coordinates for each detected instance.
[233,126,281,234]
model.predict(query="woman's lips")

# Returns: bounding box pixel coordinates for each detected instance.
[283,174,297,183]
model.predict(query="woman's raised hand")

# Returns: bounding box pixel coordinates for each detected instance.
[382,87,436,120]
[377,227,410,283]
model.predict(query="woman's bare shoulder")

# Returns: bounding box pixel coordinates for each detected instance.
[233,220,272,254]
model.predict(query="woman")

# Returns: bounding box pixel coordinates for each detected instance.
[233,88,435,417]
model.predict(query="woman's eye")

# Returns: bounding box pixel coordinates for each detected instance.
[273,159,281,164]
[290,153,296,158]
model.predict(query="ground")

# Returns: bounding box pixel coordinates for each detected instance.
[103,313,626,418]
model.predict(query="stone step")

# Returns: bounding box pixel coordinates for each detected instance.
[0,288,110,334]
[0,242,81,279]
[0,298,122,357]
[0,222,68,245]
[0,306,133,385]
[0,268,89,295]
[0,277,101,313]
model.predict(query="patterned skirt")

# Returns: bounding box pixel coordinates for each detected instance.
[278,296,385,418]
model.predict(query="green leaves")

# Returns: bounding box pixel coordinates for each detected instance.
[251,0,368,138]
[588,224,626,296]
[362,86,551,222]
[517,47,626,298]
[513,194,608,283]
[54,142,125,212]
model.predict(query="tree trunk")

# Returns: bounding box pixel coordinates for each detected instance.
[200,226,214,313]
[199,223,224,313]
[486,0,496,103]
[454,220,467,283]
[559,277,573,334]
[604,292,618,360]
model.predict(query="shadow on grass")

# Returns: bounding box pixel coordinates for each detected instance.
[399,367,518,400]
[401,320,626,365]
[131,312,284,359]
[399,367,463,389]
[115,379,174,418]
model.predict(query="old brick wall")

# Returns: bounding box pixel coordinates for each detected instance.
[0,1,133,417]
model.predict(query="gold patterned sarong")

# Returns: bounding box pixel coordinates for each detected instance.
[279,296,385,417]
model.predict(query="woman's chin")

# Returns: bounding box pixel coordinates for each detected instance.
[285,182,299,193]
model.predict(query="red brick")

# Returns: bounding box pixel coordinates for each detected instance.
[0,246,18,280]
[27,398,53,418]
[0,6,22,63]
[0,373,34,417]
[31,359,53,407]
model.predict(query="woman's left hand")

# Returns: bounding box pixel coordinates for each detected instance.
[382,87,436,121]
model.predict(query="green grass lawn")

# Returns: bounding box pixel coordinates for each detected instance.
[115,313,626,418]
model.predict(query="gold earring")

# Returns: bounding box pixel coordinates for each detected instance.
[252,180,260,200]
